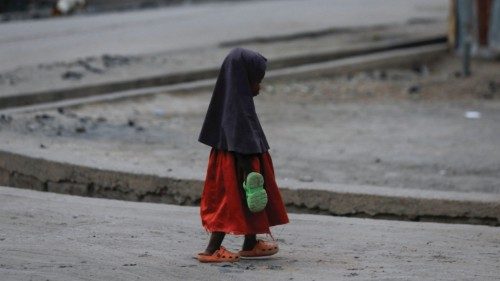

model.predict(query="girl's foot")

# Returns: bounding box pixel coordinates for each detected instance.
[239,240,279,257]
[197,246,240,263]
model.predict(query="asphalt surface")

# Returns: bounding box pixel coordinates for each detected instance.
[1,186,498,281]
[0,0,447,71]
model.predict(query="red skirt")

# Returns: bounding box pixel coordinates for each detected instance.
[200,149,289,235]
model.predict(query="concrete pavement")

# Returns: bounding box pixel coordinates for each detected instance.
[0,43,447,108]
[0,186,498,281]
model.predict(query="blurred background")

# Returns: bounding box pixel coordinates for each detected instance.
[0,0,499,225]
[0,0,249,19]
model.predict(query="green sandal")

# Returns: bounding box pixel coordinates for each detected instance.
[243,172,268,213]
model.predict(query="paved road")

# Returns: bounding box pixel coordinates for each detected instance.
[0,186,498,281]
[0,0,447,71]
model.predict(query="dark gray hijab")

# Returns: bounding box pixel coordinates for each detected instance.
[198,48,270,154]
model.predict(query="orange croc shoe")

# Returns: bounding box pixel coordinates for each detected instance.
[239,240,279,258]
[197,246,240,263]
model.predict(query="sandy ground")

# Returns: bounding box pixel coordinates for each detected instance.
[0,186,499,281]
[1,55,499,194]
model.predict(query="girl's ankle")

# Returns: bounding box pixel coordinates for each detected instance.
[204,247,219,255]
[242,238,257,251]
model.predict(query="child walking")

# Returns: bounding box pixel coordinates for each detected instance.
[197,48,289,263]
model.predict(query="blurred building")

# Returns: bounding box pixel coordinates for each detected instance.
[0,0,30,13]
[53,0,85,15]
[0,0,232,14]
[0,0,188,20]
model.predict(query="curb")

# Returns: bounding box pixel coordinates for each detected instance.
[0,35,446,110]
[0,149,498,226]
[267,44,447,81]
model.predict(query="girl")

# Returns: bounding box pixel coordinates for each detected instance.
[197,48,289,263]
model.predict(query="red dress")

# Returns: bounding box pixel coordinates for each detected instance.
[200,149,289,235]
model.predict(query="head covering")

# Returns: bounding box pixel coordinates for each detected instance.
[198,48,269,154]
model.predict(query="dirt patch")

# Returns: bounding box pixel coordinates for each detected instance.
[1,55,499,194]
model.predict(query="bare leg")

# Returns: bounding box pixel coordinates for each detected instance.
[203,232,225,255]
[242,234,257,251]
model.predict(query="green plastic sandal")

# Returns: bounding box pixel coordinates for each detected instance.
[243,172,268,213]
